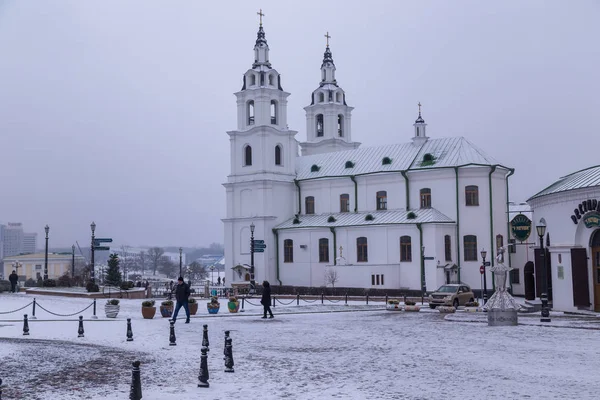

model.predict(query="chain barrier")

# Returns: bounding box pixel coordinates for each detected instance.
[323,296,343,303]
[35,301,94,317]
[243,298,261,306]
[0,302,33,315]
[275,298,296,306]
[298,296,319,303]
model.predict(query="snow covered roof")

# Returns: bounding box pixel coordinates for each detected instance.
[529,165,600,201]
[295,137,508,180]
[274,208,454,230]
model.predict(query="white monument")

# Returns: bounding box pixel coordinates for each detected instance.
[483,247,520,326]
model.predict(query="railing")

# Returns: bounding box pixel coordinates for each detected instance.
[0,298,99,319]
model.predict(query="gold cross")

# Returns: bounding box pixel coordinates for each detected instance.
[418,102,422,115]
[325,31,331,47]
[257,9,265,26]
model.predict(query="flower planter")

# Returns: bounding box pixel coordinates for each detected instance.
[160,305,174,318]
[207,304,220,314]
[189,302,198,315]
[105,304,120,318]
[438,306,456,313]
[464,306,479,313]
[227,301,240,313]
[386,302,402,311]
[141,306,156,319]
[404,305,421,312]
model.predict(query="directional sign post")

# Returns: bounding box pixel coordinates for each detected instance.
[423,256,435,261]
[252,239,266,253]
[483,261,491,266]
[94,246,111,251]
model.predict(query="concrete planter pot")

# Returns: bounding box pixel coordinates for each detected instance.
[141,306,156,319]
[104,304,120,318]
[386,302,402,311]
[404,305,421,312]
[189,302,198,315]
[464,306,479,312]
[160,305,174,318]
[437,306,456,313]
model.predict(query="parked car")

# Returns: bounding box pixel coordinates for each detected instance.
[428,284,475,309]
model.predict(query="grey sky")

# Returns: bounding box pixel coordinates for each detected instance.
[1,1,598,248]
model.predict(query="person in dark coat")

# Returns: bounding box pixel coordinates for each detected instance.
[9,270,19,293]
[260,280,274,319]
[172,277,191,323]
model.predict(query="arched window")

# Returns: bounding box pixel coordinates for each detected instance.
[463,235,478,261]
[247,100,255,125]
[268,74,274,86]
[284,239,293,263]
[376,191,387,210]
[400,236,412,262]
[270,100,277,124]
[357,237,368,262]
[275,145,282,166]
[316,114,324,137]
[416,127,420,136]
[244,145,252,166]
[466,185,479,206]
[305,196,315,214]
[420,188,431,209]
[338,115,344,137]
[340,194,350,212]
[444,235,452,262]
[336,92,341,102]
[319,238,329,263]
[250,74,256,86]
[319,92,325,102]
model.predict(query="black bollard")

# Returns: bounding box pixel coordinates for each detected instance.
[0,377,3,400]
[23,314,30,336]
[197,346,210,388]
[129,360,142,400]
[169,320,176,346]
[78,316,84,338]
[126,318,134,342]
[224,336,234,373]
[202,324,209,351]
[297,293,300,305]
[223,330,230,360]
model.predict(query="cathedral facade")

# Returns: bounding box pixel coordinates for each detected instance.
[223,22,513,294]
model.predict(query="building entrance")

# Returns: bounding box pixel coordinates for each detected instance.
[591,230,600,312]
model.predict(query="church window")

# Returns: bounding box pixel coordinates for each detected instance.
[340,194,350,212]
[305,196,315,215]
[275,145,282,166]
[270,100,277,124]
[400,236,412,262]
[268,74,274,86]
[260,72,265,86]
[445,235,452,262]
[496,234,504,255]
[319,238,329,263]
[336,92,341,102]
[250,74,256,86]
[319,92,325,103]
[465,185,479,206]
[244,145,252,166]
[316,114,324,137]
[420,188,431,209]
[376,191,387,210]
[357,237,368,262]
[417,127,420,136]
[284,239,293,263]
[510,268,520,284]
[247,101,255,125]
[338,115,344,137]
[463,235,478,261]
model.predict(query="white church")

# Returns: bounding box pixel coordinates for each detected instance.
[223,21,513,294]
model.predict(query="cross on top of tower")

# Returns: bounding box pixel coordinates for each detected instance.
[325,31,331,48]
[418,102,422,117]
[257,9,265,26]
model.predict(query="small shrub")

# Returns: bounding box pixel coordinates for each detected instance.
[142,300,155,307]
[188,297,197,304]
[57,274,72,287]
[388,299,400,305]
[161,300,174,307]
[86,281,99,293]
[107,299,120,306]
[405,300,416,306]
[229,296,238,302]
[120,282,131,290]
[43,279,57,287]
[36,278,43,287]
[24,278,36,288]
[127,280,135,289]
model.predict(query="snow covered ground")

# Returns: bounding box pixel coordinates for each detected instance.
[1,293,600,399]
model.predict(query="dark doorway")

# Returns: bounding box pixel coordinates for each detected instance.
[591,230,600,311]
[534,248,552,300]
[571,248,590,308]
[524,261,535,300]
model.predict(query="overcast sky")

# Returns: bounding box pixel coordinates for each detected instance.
[0,1,598,248]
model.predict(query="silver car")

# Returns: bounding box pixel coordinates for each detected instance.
[428,284,475,309]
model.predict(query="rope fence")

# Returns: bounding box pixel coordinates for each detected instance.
[0,301,33,315]
[0,298,97,319]
[35,301,95,318]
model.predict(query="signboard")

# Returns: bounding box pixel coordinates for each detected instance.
[510,214,532,242]
[253,240,264,244]
[423,256,434,260]
[484,261,491,266]
[480,266,484,274]
[583,211,600,228]
[570,199,600,224]
[94,238,113,243]
[254,249,264,253]
[93,246,110,251]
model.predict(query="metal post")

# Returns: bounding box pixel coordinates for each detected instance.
[241,297,245,310]
[78,316,84,338]
[202,324,209,350]
[366,294,369,305]
[129,361,142,400]
[250,223,255,292]
[540,233,551,322]
[345,293,348,305]
[179,247,183,277]
[31,298,37,320]
[44,225,49,281]
[169,320,176,346]
[91,299,98,319]
[126,318,134,342]
[72,245,76,278]
[272,296,276,308]
[23,314,30,336]
[482,254,488,305]
[90,222,96,284]
[297,294,300,305]
[223,330,230,360]
[224,336,234,373]
[321,293,324,304]
[198,347,210,388]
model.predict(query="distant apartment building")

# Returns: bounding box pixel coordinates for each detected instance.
[23,233,38,254]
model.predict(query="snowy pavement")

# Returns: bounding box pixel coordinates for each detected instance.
[1,293,600,399]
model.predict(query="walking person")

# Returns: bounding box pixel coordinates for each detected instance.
[261,280,274,319]
[172,277,191,323]
[9,270,19,293]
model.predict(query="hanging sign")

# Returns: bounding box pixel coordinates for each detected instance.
[510,214,532,242]
[583,212,600,228]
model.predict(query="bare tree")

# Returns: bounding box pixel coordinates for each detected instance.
[147,247,165,276]
[325,269,339,292]
[188,261,209,281]
[158,259,177,279]
[138,251,147,276]
[120,245,136,281]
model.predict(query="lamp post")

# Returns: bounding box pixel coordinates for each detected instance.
[90,222,96,283]
[72,244,76,278]
[250,222,255,292]
[44,225,50,280]
[12,260,22,277]
[537,218,551,322]
[210,265,215,285]
[481,248,488,305]
[179,247,183,277]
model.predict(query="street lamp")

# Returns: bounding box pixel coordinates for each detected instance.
[72,244,76,278]
[250,222,256,292]
[210,265,215,285]
[179,247,183,277]
[480,248,488,305]
[44,225,50,280]
[536,218,551,322]
[90,222,96,283]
